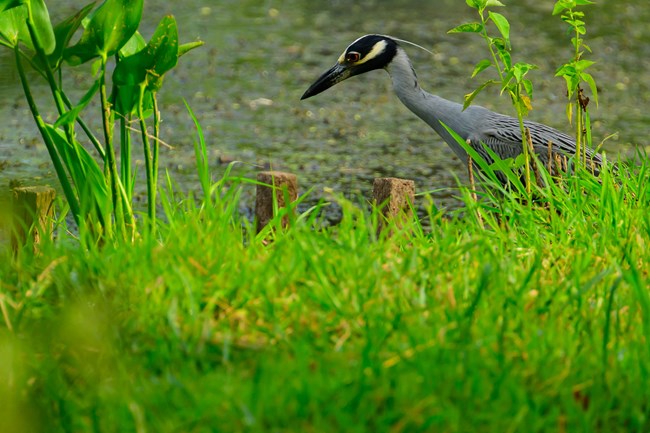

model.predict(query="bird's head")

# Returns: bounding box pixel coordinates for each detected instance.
[301,34,398,100]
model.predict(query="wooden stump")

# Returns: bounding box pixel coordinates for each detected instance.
[11,185,56,253]
[255,171,298,233]
[373,177,415,234]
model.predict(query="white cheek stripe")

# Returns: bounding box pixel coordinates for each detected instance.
[337,40,388,65]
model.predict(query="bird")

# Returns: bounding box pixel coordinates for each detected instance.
[301,34,602,183]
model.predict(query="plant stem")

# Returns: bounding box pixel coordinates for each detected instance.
[480,11,505,83]
[14,45,81,225]
[574,22,583,169]
[575,96,583,168]
[98,55,124,238]
[152,93,160,195]
[514,92,532,194]
[138,84,156,230]
[120,115,132,201]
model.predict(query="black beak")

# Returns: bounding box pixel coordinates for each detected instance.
[301,63,351,100]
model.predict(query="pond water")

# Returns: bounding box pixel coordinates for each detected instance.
[1,0,648,222]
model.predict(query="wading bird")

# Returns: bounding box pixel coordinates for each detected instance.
[301,34,602,183]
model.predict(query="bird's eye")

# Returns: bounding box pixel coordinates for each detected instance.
[346,52,361,63]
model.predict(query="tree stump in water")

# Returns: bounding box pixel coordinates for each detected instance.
[255,171,298,233]
[11,185,56,253]
[373,177,415,235]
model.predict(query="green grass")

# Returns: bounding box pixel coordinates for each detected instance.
[1,156,650,432]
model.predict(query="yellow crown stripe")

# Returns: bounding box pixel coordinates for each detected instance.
[337,40,388,65]
[355,40,387,65]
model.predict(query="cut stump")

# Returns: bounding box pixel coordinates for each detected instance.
[255,171,298,233]
[11,185,56,253]
[373,177,415,234]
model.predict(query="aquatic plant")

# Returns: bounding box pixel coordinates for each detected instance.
[0,0,202,241]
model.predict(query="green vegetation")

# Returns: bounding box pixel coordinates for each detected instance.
[449,0,538,193]
[2,153,650,432]
[1,0,649,432]
[553,0,601,167]
[0,0,202,240]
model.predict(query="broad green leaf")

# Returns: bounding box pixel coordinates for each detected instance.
[486,0,505,7]
[552,1,572,15]
[46,2,94,68]
[512,62,537,83]
[0,0,22,13]
[113,15,178,91]
[54,77,100,128]
[575,59,595,72]
[111,82,132,115]
[559,72,580,98]
[65,0,143,65]
[111,83,152,116]
[147,15,178,78]
[0,4,28,47]
[448,22,483,34]
[112,16,184,113]
[113,50,148,87]
[522,78,533,98]
[119,30,146,57]
[465,0,484,10]
[555,64,576,77]
[488,12,510,46]
[91,0,143,56]
[471,59,492,78]
[27,0,54,54]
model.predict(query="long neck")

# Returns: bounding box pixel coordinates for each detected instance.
[385,48,470,161]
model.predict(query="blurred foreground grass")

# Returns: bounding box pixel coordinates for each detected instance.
[1,158,649,432]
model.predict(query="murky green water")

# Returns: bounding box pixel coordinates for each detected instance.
[1,0,648,221]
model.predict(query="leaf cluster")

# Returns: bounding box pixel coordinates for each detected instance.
[449,1,538,194]
[552,0,598,168]
[553,0,598,109]
[0,0,203,241]
[449,0,537,116]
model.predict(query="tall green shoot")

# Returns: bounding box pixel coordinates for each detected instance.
[449,0,537,194]
[553,0,599,169]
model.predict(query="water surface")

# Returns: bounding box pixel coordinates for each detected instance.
[0,0,647,221]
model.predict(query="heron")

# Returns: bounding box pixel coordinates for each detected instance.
[301,34,602,183]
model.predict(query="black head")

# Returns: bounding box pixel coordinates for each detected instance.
[301,34,399,100]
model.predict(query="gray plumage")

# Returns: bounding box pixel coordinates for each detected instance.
[301,34,602,180]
